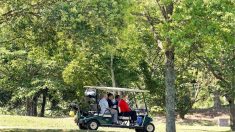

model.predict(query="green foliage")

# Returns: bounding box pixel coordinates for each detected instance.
[150,106,165,115]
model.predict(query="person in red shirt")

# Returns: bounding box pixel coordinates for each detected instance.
[118,94,137,123]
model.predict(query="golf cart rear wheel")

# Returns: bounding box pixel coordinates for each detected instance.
[144,123,155,132]
[79,123,87,130]
[87,120,99,130]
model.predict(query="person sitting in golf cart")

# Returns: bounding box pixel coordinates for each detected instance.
[118,94,137,123]
[113,95,120,112]
[107,93,115,108]
[99,93,118,124]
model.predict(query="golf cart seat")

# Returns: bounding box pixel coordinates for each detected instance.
[95,109,113,118]
[94,113,112,118]
[118,116,131,120]
[98,113,131,120]
[102,113,112,118]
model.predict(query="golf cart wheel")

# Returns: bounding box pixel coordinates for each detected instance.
[87,120,99,130]
[144,123,155,132]
[79,123,87,130]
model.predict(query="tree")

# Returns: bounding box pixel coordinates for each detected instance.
[0,0,74,116]
[170,0,235,130]
[134,0,178,131]
[199,48,235,130]
[1,0,135,116]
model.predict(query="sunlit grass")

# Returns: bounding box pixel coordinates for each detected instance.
[0,115,77,129]
[0,115,231,132]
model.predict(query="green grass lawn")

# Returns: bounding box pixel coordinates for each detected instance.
[0,115,231,132]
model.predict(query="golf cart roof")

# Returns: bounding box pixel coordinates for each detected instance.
[84,86,149,93]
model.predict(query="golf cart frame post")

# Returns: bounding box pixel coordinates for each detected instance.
[76,86,155,132]
[142,92,149,115]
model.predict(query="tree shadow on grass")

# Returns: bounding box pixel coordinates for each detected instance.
[178,118,216,126]
[189,107,229,118]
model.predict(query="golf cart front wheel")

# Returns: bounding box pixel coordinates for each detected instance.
[144,123,155,132]
[87,120,99,130]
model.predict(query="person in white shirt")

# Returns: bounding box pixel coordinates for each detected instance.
[99,94,109,114]
[99,94,118,124]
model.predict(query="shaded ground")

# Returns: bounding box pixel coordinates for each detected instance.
[190,107,229,118]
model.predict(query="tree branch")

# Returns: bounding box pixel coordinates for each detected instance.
[198,56,230,86]
[155,0,168,20]
[0,0,59,24]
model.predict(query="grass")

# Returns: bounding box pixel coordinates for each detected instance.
[0,115,77,129]
[0,115,232,132]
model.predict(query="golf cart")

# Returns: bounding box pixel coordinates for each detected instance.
[72,86,155,132]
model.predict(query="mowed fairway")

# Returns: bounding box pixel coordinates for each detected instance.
[0,115,231,132]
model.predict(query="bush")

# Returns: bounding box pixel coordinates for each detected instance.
[176,95,192,119]
[150,106,165,115]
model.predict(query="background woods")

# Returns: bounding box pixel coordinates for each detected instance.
[0,0,234,131]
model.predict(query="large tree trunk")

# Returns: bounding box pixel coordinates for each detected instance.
[26,98,33,116]
[148,1,176,131]
[32,96,38,116]
[40,87,48,117]
[230,66,235,131]
[25,90,48,116]
[213,90,221,109]
[26,95,38,116]
[165,49,176,132]
[230,101,235,131]
[227,98,235,131]
[230,73,235,131]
